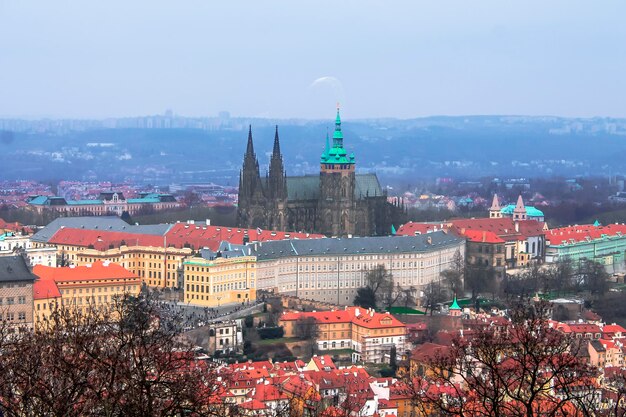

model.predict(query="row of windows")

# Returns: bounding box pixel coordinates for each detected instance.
[0,312,27,321]
[61,285,135,295]
[0,296,27,305]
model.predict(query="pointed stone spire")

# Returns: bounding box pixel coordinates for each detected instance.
[490,194,501,211]
[245,125,255,157]
[269,125,286,201]
[272,125,281,156]
[513,195,527,220]
[325,128,330,153]
[489,194,502,218]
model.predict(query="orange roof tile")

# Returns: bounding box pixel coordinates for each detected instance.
[396,222,443,236]
[33,278,61,299]
[547,223,626,246]
[33,262,140,283]
[49,228,164,251]
[280,307,405,330]
[164,223,324,252]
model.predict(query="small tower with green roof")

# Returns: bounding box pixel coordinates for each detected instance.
[449,295,462,317]
[319,105,356,236]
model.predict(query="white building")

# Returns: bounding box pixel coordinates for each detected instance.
[251,232,465,305]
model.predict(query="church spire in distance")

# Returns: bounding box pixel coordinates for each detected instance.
[245,125,256,159]
[272,125,281,156]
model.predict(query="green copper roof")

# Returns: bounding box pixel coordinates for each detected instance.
[449,295,461,310]
[321,107,354,165]
[501,205,544,218]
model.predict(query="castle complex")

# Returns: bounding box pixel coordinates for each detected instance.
[237,108,404,236]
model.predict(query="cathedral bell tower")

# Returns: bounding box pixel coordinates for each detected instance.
[318,106,356,236]
[237,126,267,228]
[267,126,288,230]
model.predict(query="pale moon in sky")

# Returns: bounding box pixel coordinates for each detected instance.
[306,76,347,118]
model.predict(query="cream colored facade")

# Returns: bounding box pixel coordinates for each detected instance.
[0,233,56,267]
[280,307,407,363]
[68,245,192,289]
[183,256,256,307]
[255,242,465,305]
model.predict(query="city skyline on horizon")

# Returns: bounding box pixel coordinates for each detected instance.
[1,1,625,120]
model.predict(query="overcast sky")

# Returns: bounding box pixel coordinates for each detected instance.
[1,1,625,119]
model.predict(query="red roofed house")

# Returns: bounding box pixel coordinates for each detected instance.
[279,307,406,363]
[546,223,626,272]
[33,262,141,320]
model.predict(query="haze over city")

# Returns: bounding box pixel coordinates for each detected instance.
[2,1,626,119]
[3,3,626,416]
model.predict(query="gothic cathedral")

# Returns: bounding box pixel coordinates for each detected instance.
[237,108,405,236]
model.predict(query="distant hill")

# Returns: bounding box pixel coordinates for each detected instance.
[2,115,626,184]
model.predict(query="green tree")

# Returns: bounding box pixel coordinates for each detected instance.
[579,260,609,297]
[354,286,377,309]
[465,262,495,303]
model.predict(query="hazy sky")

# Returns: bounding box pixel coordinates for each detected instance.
[1,1,625,119]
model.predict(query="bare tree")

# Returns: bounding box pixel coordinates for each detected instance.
[0,293,233,417]
[405,302,600,417]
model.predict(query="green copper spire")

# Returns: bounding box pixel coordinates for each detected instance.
[320,105,354,165]
[449,295,461,310]
[333,105,343,145]
[321,129,330,161]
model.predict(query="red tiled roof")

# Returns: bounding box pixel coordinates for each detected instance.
[396,222,443,236]
[410,342,450,362]
[310,355,337,370]
[49,228,164,251]
[459,229,505,244]
[603,324,626,336]
[567,323,601,334]
[0,218,32,234]
[239,399,267,410]
[280,307,405,330]
[450,218,545,241]
[33,262,140,283]
[547,224,626,246]
[33,278,61,299]
[164,223,324,252]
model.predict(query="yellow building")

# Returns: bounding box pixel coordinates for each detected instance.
[32,262,141,328]
[183,256,256,307]
[75,245,193,289]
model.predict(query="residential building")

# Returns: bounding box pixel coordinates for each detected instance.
[0,256,36,332]
[279,306,407,363]
[208,320,243,354]
[251,232,465,305]
[32,262,141,318]
[183,255,256,307]
[0,231,56,267]
[545,223,626,272]
[33,277,61,327]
